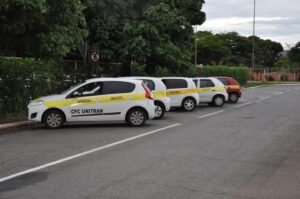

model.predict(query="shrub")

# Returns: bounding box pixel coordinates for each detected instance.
[0,57,68,120]
[266,75,274,81]
[154,66,173,77]
[199,66,250,85]
[130,63,148,76]
[280,75,288,81]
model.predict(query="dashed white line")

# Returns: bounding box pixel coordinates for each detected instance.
[271,92,284,96]
[247,86,260,89]
[0,123,181,183]
[198,110,225,119]
[258,96,271,101]
[234,101,253,108]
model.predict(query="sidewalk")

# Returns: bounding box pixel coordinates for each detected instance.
[0,121,34,130]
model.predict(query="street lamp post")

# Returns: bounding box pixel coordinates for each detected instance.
[252,0,256,69]
[195,26,198,67]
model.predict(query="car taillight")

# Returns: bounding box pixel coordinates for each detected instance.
[142,83,153,100]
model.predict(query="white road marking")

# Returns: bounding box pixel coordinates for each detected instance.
[247,86,260,89]
[270,92,284,96]
[258,96,271,101]
[0,123,181,183]
[234,101,253,108]
[198,110,225,119]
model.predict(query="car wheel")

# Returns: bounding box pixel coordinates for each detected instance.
[229,93,239,103]
[212,95,225,107]
[154,102,165,119]
[182,97,196,111]
[126,108,146,127]
[43,110,65,129]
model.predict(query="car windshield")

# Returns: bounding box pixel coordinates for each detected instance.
[60,82,86,95]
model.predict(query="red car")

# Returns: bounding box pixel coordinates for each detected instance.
[216,77,242,103]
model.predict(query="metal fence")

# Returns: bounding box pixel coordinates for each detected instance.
[250,68,300,82]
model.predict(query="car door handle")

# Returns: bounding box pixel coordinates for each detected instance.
[212,90,216,91]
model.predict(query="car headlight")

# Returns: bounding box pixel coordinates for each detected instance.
[30,100,44,106]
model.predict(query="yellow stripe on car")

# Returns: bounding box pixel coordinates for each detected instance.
[166,89,198,96]
[44,93,147,108]
[152,91,167,98]
[196,86,227,93]
[227,85,240,89]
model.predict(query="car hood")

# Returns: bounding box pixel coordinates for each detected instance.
[34,94,65,102]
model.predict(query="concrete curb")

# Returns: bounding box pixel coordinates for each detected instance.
[0,121,34,130]
[242,83,300,91]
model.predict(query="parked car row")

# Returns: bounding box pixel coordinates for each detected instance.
[27,76,241,129]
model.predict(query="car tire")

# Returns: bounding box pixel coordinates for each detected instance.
[126,108,147,127]
[229,93,239,103]
[154,101,165,120]
[181,97,196,111]
[212,95,225,107]
[43,110,65,129]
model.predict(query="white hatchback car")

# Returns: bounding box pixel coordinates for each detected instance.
[161,77,199,111]
[121,77,171,119]
[193,77,228,107]
[28,78,156,128]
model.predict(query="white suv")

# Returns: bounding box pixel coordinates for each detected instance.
[121,77,171,119]
[28,78,156,128]
[193,77,228,107]
[161,77,199,111]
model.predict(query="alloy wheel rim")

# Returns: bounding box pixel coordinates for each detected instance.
[230,94,238,102]
[155,105,163,118]
[130,111,144,125]
[184,99,194,110]
[47,113,62,128]
[215,97,224,106]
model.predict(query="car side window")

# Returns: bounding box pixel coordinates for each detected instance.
[102,81,135,95]
[200,80,215,88]
[140,79,155,91]
[69,82,102,98]
[217,78,230,86]
[162,79,188,89]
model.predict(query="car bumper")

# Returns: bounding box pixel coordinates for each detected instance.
[27,105,46,122]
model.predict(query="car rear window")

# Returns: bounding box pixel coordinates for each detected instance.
[200,79,215,88]
[102,81,135,95]
[217,78,230,86]
[162,79,188,89]
[139,79,155,91]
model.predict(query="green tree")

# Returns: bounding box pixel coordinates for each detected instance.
[254,38,283,67]
[195,31,231,65]
[121,0,205,75]
[289,42,300,64]
[0,0,87,59]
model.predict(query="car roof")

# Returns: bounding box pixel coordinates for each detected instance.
[121,76,162,81]
[86,78,141,84]
[160,77,191,80]
[195,77,217,80]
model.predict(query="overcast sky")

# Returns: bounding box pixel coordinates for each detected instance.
[200,0,300,49]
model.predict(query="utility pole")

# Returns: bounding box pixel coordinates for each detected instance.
[195,26,198,67]
[251,0,256,69]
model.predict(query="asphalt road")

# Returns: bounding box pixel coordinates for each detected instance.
[1,85,300,199]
